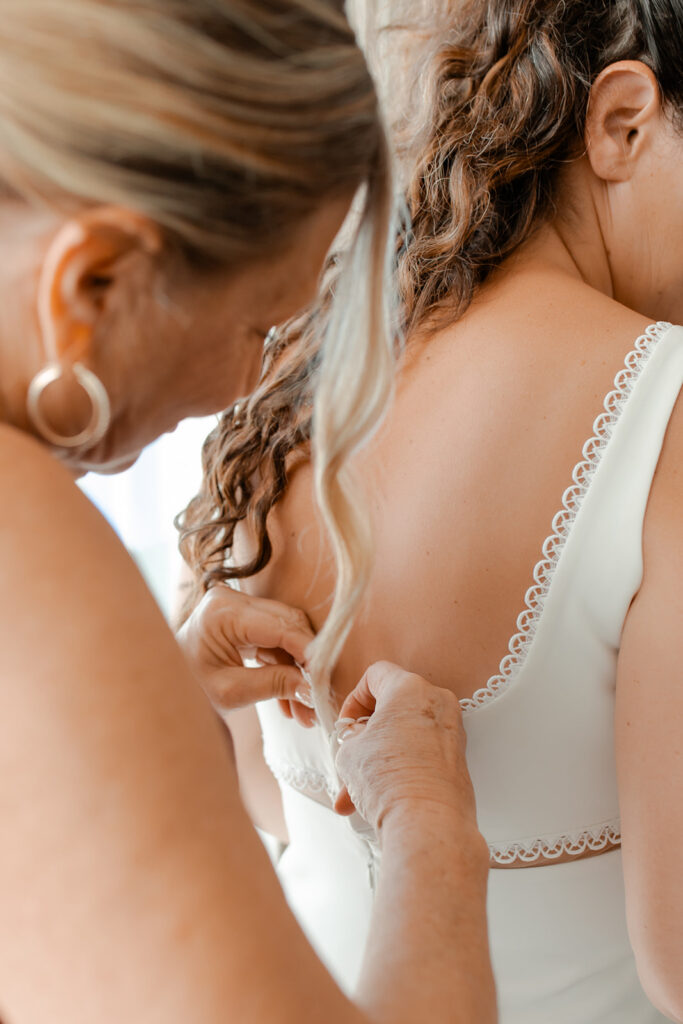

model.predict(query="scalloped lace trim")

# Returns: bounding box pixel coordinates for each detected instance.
[461,321,673,714]
[488,819,621,865]
[266,758,337,803]
[267,758,622,867]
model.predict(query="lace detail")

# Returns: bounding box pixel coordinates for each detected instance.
[266,757,338,802]
[268,760,622,867]
[462,321,673,714]
[488,819,622,865]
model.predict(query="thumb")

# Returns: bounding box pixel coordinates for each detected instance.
[209,664,305,712]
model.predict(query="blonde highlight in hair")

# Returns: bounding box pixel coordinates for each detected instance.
[179,0,683,725]
[179,138,400,730]
[139,1,399,720]
[0,0,381,263]
[310,0,683,713]
[307,147,399,707]
[0,0,401,720]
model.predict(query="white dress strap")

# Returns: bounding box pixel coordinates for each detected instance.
[463,322,683,863]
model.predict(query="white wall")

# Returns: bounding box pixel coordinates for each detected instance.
[79,417,216,619]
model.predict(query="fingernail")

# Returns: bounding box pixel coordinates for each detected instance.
[294,662,316,708]
[295,662,314,687]
[333,716,371,745]
[332,717,357,745]
[294,687,315,710]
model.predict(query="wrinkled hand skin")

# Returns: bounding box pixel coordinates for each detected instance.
[334,661,478,838]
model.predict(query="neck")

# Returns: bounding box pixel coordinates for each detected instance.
[511,161,616,300]
[517,157,671,323]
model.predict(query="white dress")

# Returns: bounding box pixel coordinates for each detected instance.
[256,322,683,1023]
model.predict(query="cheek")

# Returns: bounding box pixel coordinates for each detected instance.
[262,269,320,327]
[241,334,267,393]
[213,323,264,400]
[260,228,342,325]
[177,311,262,415]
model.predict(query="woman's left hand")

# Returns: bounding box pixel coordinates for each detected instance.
[333,662,479,840]
[177,584,316,715]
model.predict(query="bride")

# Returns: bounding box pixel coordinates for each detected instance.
[182,0,683,1021]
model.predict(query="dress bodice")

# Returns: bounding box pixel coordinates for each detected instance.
[255,322,683,1020]
[258,322,683,863]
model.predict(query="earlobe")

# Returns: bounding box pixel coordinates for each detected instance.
[585,60,661,182]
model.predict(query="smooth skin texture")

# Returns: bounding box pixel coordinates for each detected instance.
[616,389,683,1024]
[223,61,683,1019]
[0,428,494,1024]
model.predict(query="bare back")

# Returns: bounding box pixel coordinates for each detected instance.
[244,266,658,708]
[239,260,683,888]
[235,258,682,1020]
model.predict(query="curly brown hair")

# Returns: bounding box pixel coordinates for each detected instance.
[179,0,683,644]
[399,0,683,331]
[179,287,326,591]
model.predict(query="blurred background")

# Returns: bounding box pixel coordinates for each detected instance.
[79,416,215,620]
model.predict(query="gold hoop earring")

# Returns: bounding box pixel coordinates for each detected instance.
[26,363,111,450]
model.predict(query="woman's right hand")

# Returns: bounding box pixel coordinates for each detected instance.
[334,661,481,839]
[177,584,316,717]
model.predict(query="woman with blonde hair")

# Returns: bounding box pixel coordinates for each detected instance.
[184,0,683,1021]
[0,2,496,1022]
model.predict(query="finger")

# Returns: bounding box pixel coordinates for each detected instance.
[202,586,316,667]
[209,664,305,711]
[276,669,316,724]
[333,785,356,816]
[338,660,406,721]
[252,646,318,723]
[231,604,315,666]
[255,647,289,666]
[278,698,294,719]
[289,700,317,729]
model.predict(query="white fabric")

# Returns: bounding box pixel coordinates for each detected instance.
[257,322,683,1021]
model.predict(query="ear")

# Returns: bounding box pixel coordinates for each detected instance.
[585,61,661,182]
[37,207,163,367]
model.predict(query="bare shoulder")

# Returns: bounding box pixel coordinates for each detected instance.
[0,424,101,565]
[0,425,177,687]
[605,319,683,672]
[614,343,683,1015]
[617,348,682,692]
[642,357,683,576]
[234,456,335,632]
[0,422,76,504]
[0,424,139,593]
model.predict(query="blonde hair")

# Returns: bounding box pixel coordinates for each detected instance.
[178,144,400,731]
[0,0,401,724]
[0,0,386,263]
[179,0,683,731]
[307,142,399,716]
[312,0,683,717]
